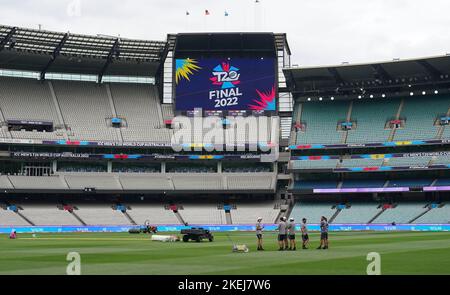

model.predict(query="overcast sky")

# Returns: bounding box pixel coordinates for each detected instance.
[1,0,450,66]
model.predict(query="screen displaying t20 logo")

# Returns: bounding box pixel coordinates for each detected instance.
[175,57,276,111]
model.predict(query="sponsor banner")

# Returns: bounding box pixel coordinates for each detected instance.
[333,165,449,172]
[291,151,450,161]
[423,186,450,192]
[313,187,410,193]
[289,139,450,150]
[0,138,41,144]
[11,152,90,159]
[7,151,262,161]
[7,119,53,126]
[1,223,449,234]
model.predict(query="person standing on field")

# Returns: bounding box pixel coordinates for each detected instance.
[301,218,309,249]
[256,217,264,251]
[277,216,288,251]
[317,216,329,250]
[287,217,296,251]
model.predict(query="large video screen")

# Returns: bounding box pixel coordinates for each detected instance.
[175,57,276,111]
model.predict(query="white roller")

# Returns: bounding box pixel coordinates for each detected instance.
[151,235,179,242]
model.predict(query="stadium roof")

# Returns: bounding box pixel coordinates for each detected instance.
[0,25,167,79]
[284,54,450,101]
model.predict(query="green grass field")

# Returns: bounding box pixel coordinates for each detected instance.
[1,231,449,275]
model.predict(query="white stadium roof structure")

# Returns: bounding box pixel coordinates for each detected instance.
[0,25,167,81]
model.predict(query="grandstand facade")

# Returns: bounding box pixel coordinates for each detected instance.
[0,25,449,229]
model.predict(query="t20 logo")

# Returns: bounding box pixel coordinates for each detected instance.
[210,62,241,89]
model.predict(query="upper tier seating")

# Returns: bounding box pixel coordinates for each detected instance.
[347,100,399,143]
[394,96,450,141]
[0,77,60,124]
[0,77,173,143]
[296,101,348,144]
[0,76,276,144]
[110,83,172,143]
[294,95,450,144]
[53,80,119,141]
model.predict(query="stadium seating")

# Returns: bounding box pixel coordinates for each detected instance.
[17,204,80,225]
[432,154,450,165]
[0,77,174,143]
[290,202,336,223]
[413,204,450,223]
[126,204,180,225]
[0,77,61,125]
[172,175,223,190]
[8,176,68,189]
[0,173,277,191]
[179,204,226,224]
[0,209,30,226]
[110,83,172,143]
[53,80,119,141]
[340,158,384,168]
[290,159,338,169]
[394,96,450,141]
[74,204,131,225]
[296,101,349,144]
[293,95,450,144]
[373,203,427,223]
[230,202,280,224]
[332,203,381,223]
[346,100,399,143]
[385,156,432,166]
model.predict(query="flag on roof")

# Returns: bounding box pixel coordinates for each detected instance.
[205,9,210,15]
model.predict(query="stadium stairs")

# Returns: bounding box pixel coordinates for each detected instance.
[173,208,187,225]
[368,207,386,224]
[225,211,232,224]
[282,199,295,222]
[276,198,294,223]
[16,210,35,226]
[328,207,342,224]
[2,202,35,225]
[70,210,87,226]
[56,204,86,225]
[408,206,432,223]
[122,210,137,225]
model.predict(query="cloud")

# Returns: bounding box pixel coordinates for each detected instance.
[1,0,449,65]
